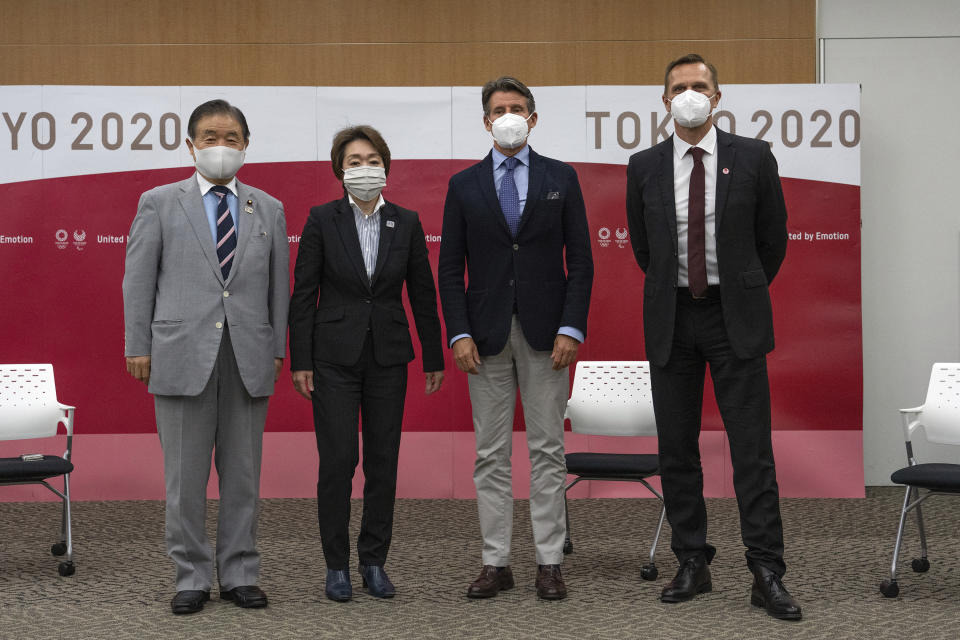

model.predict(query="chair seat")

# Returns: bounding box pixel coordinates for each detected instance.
[891,463,960,492]
[565,452,658,478]
[0,455,74,482]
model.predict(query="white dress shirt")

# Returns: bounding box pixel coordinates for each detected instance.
[348,192,386,283]
[672,126,719,286]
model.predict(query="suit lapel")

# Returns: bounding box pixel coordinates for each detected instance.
[371,202,397,287]
[714,129,736,234]
[178,176,224,284]
[476,152,513,238]
[517,148,545,237]
[656,137,679,257]
[228,180,256,286]
[333,197,372,290]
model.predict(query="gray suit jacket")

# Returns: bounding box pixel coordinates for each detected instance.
[123,175,289,397]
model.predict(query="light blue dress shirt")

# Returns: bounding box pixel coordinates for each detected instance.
[450,146,583,348]
[196,173,239,244]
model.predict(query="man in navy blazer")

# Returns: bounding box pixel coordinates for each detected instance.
[439,76,593,601]
[626,54,800,620]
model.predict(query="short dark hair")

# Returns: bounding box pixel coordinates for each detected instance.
[664,54,719,93]
[329,125,391,181]
[187,99,250,141]
[481,76,536,116]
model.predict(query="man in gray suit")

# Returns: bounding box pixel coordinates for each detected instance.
[123,99,289,614]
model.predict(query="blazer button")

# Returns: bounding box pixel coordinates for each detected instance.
[363,299,371,304]
[223,291,230,298]
[215,321,223,329]
[512,244,519,251]
[509,279,514,286]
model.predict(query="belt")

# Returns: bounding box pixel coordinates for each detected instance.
[677,285,721,301]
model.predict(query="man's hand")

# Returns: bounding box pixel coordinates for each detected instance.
[424,370,445,395]
[292,370,314,400]
[126,355,151,384]
[551,334,579,370]
[452,337,482,374]
[274,358,284,382]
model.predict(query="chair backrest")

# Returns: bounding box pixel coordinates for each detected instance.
[916,363,960,445]
[0,364,65,440]
[564,361,657,437]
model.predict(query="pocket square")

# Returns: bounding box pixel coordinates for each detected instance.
[546,191,560,200]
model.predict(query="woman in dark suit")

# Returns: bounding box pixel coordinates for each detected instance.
[288,125,444,602]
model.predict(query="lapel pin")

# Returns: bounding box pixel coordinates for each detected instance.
[386,220,395,228]
[244,199,254,214]
[722,168,730,175]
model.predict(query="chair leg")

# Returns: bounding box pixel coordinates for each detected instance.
[880,485,912,597]
[640,502,666,581]
[910,487,931,573]
[58,473,75,576]
[563,488,573,555]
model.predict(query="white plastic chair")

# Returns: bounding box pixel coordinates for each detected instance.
[879,362,960,598]
[563,361,666,580]
[0,364,76,576]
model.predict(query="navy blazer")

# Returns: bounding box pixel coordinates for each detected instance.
[288,197,444,373]
[626,128,788,367]
[438,147,594,356]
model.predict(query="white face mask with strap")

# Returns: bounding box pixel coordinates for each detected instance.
[489,112,533,149]
[668,90,717,128]
[194,145,245,180]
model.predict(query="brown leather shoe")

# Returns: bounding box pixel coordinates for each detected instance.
[466,565,514,598]
[536,564,567,600]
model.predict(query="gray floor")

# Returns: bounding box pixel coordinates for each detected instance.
[0,488,957,639]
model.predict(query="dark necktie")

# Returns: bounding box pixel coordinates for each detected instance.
[211,185,236,279]
[687,147,707,297]
[500,156,521,237]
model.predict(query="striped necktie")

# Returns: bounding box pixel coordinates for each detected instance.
[211,185,236,279]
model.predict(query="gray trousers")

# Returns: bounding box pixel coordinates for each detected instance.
[154,326,268,591]
[468,316,569,566]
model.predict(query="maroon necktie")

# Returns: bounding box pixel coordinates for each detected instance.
[687,146,707,297]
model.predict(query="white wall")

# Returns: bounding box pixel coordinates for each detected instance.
[819,0,960,484]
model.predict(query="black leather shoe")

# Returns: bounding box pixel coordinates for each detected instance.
[325,569,352,602]
[751,566,802,620]
[359,564,396,598]
[219,585,268,608]
[660,557,712,603]
[171,590,209,614]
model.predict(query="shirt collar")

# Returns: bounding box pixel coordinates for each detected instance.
[196,172,238,197]
[673,125,717,161]
[492,144,530,170]
[348,193,386,218]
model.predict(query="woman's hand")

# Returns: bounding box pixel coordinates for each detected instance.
[292,370,314,399]
[424,370,444,395]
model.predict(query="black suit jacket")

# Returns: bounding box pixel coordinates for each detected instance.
[438,147,594,356]
[626,128,788,367]
[288,197,444,372]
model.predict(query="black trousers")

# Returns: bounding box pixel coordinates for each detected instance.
[650,294,786,575]
[311,334,408,570]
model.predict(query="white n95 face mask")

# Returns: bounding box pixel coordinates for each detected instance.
[490,112,533,149]
[668,90,716,128]
[194,145,245,180]
[343,165,387,201]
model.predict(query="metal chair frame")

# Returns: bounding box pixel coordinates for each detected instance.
[0,364,76,576]
[879,363,960,598]
[563,361,666,580]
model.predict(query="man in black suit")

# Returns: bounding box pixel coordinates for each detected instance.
[438,76,593,600]
[626,54,801,620]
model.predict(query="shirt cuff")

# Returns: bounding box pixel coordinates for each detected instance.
[449,333,472,348]
[558,326,584,343]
